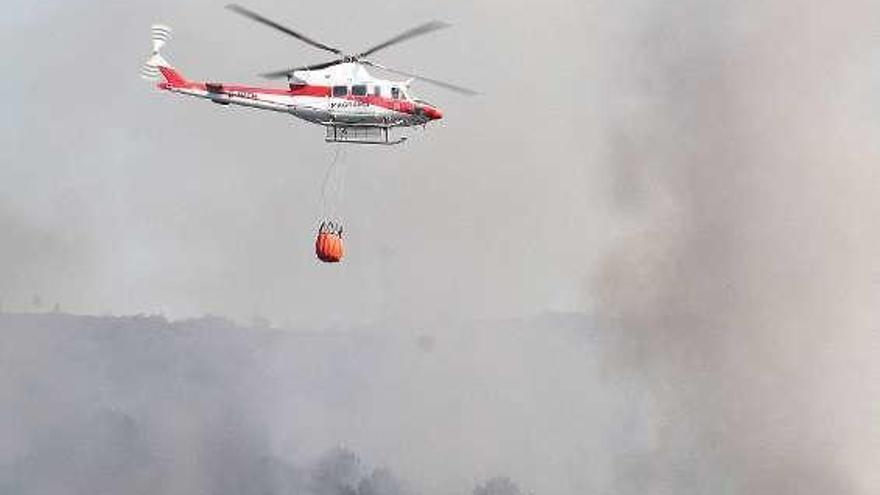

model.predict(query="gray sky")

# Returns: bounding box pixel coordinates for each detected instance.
[1,0,608,324]
[3,0,880,493]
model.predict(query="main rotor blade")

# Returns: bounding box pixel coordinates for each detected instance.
[260,59,345,79]
[357,21,451,58]
[226,4,342,55]
[361,60,479,96]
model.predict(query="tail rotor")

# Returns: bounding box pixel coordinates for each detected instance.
[151,24,171,52]
[141,24,172,80]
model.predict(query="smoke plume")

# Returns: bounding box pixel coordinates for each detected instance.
[593,1,880,493]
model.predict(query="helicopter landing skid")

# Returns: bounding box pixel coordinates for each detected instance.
[324,124,407,145]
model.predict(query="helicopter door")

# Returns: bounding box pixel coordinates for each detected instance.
[350,84,371,118]
[391,86,401,112]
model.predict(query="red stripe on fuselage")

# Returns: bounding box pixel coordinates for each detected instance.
[160,80,440,118]
[346,95,415,114]
[193,83,332,97]
[290,84,332,97]
[163,81,332,97]
[346,96,441,119]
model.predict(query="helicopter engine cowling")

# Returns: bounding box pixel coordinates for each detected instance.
[205,82,231,105]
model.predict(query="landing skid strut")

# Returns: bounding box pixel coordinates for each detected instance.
[324,125,407,145]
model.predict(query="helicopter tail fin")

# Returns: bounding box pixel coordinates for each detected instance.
[141,24,188,86]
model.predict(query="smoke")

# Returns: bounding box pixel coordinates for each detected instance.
[1,313,618,494]
[473,477,524,495]
[0,314,415,494]
[0,204,96,312]
[592,1,880,493]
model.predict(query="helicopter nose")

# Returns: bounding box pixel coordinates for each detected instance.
[424,106,443,120]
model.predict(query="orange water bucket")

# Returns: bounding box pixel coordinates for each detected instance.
[315,222,344,263]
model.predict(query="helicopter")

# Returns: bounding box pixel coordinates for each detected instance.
[141,4,476,145]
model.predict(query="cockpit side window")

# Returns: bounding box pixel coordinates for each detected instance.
[351,85,367,96]
[391,87,400,100]
[332,85,348,97]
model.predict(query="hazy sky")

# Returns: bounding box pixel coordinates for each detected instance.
[1,0,609,325]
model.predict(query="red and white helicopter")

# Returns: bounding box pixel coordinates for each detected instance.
[142,4,476,145]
